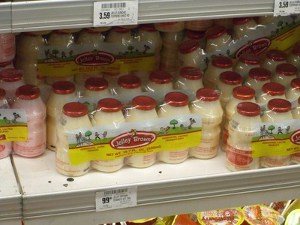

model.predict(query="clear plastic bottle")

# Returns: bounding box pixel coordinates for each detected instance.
[12,85,46,157]
[189,88,223,159]
[0,33,15,64]
[234,53,261,79]
[226,102,261,171]
[56,102,91,176]
[203,55,233,89]
[205,25,232,53]
[84,77,110,99]
[256,82,286,105]
[286,78,300,103]
[157,92,190,164]
[0,88,12,159]
[185,19,213,31]
[261,49,288,74]
[137,24,162,55]
[261,99,292,168]
[92,98,125,172]
[117,74,142,95]
[244,67,272,92]
[46,81,76,151]
[217,71,243,108]
[232,17,257,40]
[125,96,158,168]
[146,70,173,94]
[176,66,204,93]
[272,63,298,87]
[288,43,300,71]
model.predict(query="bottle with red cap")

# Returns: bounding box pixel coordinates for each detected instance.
[154,22,185,33]
[176,67,204,93]
[106,27,133,54]
[234,53,261,78]
[56,102,92,176]
[117,74,142,96]
[222,86,256,151]
[286,78,300,103]
[0,88,12,159]
[0,68,26,105]
[272,63,298,87]
[92,98,125,172]
[226,102,261,171]
[125,96,158,168]
[213,18,233,30]
[288,43,300,70]
[84,77,110,99]
[203,55,233,89]
[261,49,288,74]
[46,81,77,151]
[261,99,292,168]
[0,33,15,65]
[232,17,257,40]
[291,97,300,164]
[183,30,206,49]
[256,82,286,105]
[185,19,213,31]
[12,85,46,157]
[157,92,190,164]
[137,24,162,55]
[145,70,173,94]
[189,88,223,159]
[205,25,232,53]
[216,71,243,107]
[77,28,106,48]
[178,39,206,70]
[244,67,272,92]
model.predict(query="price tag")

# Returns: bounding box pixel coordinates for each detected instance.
[274,0,300,16]
[93,1,138,27]
[95,186,137,211]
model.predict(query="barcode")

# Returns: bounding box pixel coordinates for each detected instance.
[101,2,126,9]
[290,0,300,6]
[104,188,127,195]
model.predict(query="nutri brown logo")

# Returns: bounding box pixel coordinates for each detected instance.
[75,51,115,66]
[236,38,271,58]
[290,130,300,145]
[110,129,157,149]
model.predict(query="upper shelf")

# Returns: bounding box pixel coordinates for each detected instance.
[0,2,11,33]
[13,150,300,225]
[9,0,275,32]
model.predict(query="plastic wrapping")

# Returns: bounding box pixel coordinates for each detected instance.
[175,67,204,93]
[256,82,286,106]
[244,67,272,92]
[272,63,298,87]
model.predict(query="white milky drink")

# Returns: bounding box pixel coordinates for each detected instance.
[244,67,272,92]
[84,77,110,99]
[256,82,286,105]
[261,99,292,168]
[56,102,92,177]
[92,98,125,172]
[125,96,158,168]
[288,43,300,71]
[234,53,260,79]
[157,92,190,164]
[205,25,232,53]
[146,70,173,94]
[176,67,204,93]
[272,63,298,88]
[232,17,257,40]
[261,49,287,74]
[286,78,300,102]
[117,74,142,96]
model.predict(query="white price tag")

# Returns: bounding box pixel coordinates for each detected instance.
[95,186,137,211]
[274,0,300,16]
[93,1,138,27]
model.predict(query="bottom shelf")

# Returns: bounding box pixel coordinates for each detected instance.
[12,150,300,225]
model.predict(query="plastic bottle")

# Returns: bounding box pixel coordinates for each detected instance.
[232,17,257,40]
[205,25,232,53]
[286,78,300,103]
[106,27,133,54]
[157,92,190,164]
[137,24,162,55]
[117,74,142,95]
[185,19,213,31]
[175,67,204,93]
[92,98,125,172]
[183,30,206,49]
[12,85,46,157]
[261,99,292,168]
[261,49,288,74]
[145,70,173,94]
[84,77,110,99]
[56,102,91,176]
[46,81,76,151]
[288,43,300,71]
[244,67,272,92]
[0,33,15,64]
[77,28,105,48]
[234,53,261,79]
[213,18,233,30]
[272,63,298,87]
[189,88,223,159]
[226,102,261,171]
[203,55,233,89]
[256,82,286,105]
[125,96,158,168]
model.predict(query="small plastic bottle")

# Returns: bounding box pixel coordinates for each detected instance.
[84,77,110,99]
[145,70,173,94]
[125,96,158,168]
[185,19,213,31]
[232,17,257,40]
[291,97,300,164]
[12,85,46,157]
[176,66,204,93]
[161,31,184,49]
[272,63,298,87]
[234,53,261,79]
[184,30,206,49]
[288,43,300,71]
[0,88,12,159]
[261,49,288,74]
[261,99,292,168]
[244,67,272,92]
[0,33,15,64]
[77,28,105,48]
[46,81,76,151]
[226,102,261,171]
[154,22,185,33]
[217,71,243,108]
[137,24,162,55]
[106,27,133,54]
[205,25,232,53]
[157,92,190,164]
[117,74,142,95]
[56,102,91,176]
[203,55,233,89]
[189,88,223,159]
[256,82,286,105]
[92,98,125,172]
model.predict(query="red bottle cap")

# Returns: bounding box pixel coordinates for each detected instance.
[276,63,297,76]
[233,17,252,25]
[291,78,300,89]
[186,30,205,40]
[179,67,203,80]
[97,98,123,112]
[132,95,157,110]
[292,44,300,56]
[239,53,260,65]
[212,55,233,68]
[85,77,108,91]
[262,82,285,96]
[63,102,88,117]
[15,84,40,100]
[0,69,23,82]
[139,24,157,32]
[248,67,272,81]
[266,49,287,61]
[118,74,141,89]
[267,98,292,113]
[206,26,227,39]
[164,92,189,107]
[52,81,76,95]
[233,86,255,100]
[149,70,173,84]
[112,26,131,33]
[196,88,220,101]
[219,71,243,85]
[237,102,261,117]
[179,40,200,54]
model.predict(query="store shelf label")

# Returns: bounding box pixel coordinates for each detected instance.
[93,0,138,27]
[96,186,137,211]
[274,0,300,16]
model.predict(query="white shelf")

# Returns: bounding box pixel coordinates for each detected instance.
[10,0,274,32]
[0,157,22,224]
[0,2,12,33]
[13,150,300,225]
